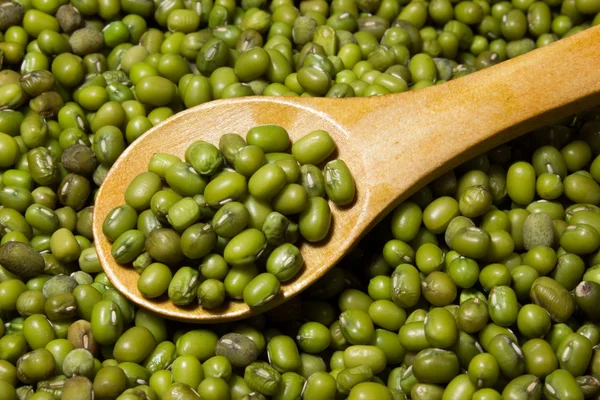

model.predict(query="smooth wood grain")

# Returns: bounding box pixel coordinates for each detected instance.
[93,25,600,322]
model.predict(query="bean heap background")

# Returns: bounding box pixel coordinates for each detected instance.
[1,0,600,398]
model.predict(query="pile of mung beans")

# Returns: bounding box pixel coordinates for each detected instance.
[1,0,600,397]
[103,125,355,309]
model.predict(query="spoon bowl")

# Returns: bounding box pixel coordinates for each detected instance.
[93,25,600,322]
[94,97,369,322]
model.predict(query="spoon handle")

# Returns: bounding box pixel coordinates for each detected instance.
[325,24,600,224]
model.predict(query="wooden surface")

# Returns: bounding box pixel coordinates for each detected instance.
[93,25,600,322]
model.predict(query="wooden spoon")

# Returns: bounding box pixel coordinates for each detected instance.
[93,25,600,322]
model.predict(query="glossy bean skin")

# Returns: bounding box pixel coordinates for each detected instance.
[556,333,593,377]
[125,172,162,212]
[243,273,280,308]
[324,159,355,206]
[488,286,518,327]
[102,204,138,242]
[91,300,123,345]
[343,345,387,374]
[521,338,557,378]
[507,161,536,205]
[424,307,457,348]
[391,264,421,308]
[487,334,525,380]
[501,375,543,399]
[543,369,584,400]
[291,130,335,165]
[413,348,460,384]
[267,335,301,373]
[298,197,331,242]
